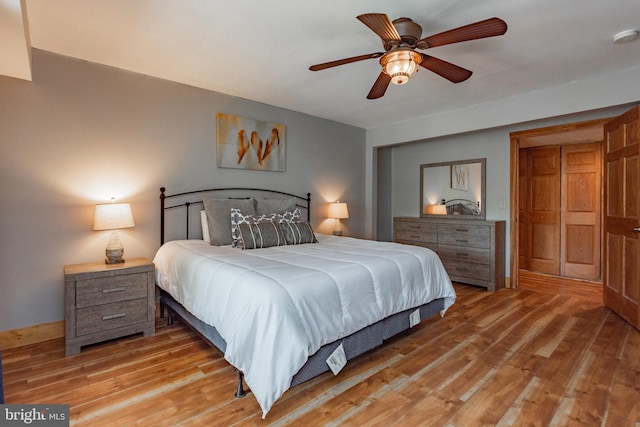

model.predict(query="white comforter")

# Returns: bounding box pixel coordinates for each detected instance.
[153,234,455,417]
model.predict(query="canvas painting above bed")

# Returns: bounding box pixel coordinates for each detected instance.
[216,113,286,171]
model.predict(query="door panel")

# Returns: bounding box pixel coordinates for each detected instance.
[527,147,561,275]
[519,149,528,269]
[604,106,640,330]
[561,143,601,280]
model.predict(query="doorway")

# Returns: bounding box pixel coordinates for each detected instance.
[510,119,609,299]
[520,142,601,280]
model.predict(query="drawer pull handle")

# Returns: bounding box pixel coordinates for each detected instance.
[102,287,126,294]
[409,225,420,229]
[455,228,469,232]
[456,239,469,243]
[410,234,421,239]
[456,252,469,256]
[102,313,126,321]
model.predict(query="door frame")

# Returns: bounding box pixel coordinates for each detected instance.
[509,118,610,287]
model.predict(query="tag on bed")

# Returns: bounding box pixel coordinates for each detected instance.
[326,343,347,375]
[410,308,421,328]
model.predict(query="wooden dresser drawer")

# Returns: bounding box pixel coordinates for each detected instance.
[437,244,491,264]
[76,298,149,336]
[393,217,505,292]
[442,259,491,281]
[437,224,490,248]
[394,220,437,243]
[76,273,148,308]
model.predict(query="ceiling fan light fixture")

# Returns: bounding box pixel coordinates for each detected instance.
[380,49,422,85]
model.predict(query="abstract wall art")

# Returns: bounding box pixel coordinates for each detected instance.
[216,113,285,171]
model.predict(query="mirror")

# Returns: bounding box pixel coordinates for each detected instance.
[420,158,486,220]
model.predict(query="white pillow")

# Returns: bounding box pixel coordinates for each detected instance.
[200,210,210,243]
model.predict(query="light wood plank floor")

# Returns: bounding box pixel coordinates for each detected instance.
[3,283,639,426]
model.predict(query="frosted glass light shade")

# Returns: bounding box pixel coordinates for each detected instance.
[328,202,349,219]
[380,49,422,85]
[93,203,135,230]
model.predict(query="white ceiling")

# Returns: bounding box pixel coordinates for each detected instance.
[3,0,640,129]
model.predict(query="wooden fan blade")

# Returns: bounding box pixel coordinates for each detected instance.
[309,52,383,71]
[357,13,401,43]
[367,72,391,99]
[417,17,507,49]
[419,55,472,83]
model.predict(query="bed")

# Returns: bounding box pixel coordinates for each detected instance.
[154,187,456,418]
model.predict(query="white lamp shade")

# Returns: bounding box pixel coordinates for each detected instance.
[93,203,135,230]
[328,202,349,219]
[424,204,447,215]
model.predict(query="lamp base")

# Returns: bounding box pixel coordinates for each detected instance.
[105,248,125,264]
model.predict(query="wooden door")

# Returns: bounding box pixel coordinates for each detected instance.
[561,143,601,280]
[518,149,528,269]
[604,106,640,330]
[526,147,561,275]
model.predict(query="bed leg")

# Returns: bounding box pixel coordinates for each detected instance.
[166,309,174,326]
[159,299,165,319]
[235,369,246,398]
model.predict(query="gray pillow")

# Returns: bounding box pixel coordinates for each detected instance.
[237,222,287,250]
[255,197,297,216]
[280,221,317,245]
[231,208,302,248]
[203,198,256,245]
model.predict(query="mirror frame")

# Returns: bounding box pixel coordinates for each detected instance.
[419,158,486,220]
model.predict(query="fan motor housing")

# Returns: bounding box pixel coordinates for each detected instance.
[389,17,423,49]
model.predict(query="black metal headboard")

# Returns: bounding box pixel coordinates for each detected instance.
[159,187,311,245]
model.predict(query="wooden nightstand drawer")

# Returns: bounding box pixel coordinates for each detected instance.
[76,298,149,336]
[76,273,148,308]
[437,244,491,264]
[64,257,155,355]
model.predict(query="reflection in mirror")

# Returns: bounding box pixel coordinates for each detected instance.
[420,158,486,220]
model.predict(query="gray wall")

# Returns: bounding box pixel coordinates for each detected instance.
[0,50,366,331]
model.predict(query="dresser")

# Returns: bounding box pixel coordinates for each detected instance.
[64,257,155,355]
[394,217,506,291]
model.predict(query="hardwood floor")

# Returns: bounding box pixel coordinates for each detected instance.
[518,269,603,304]
[3,283,639,426]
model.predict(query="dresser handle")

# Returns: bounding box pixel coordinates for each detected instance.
[455,228,469,232]
[456,239,469,243]
[102,313,126,321]
[456,252,468,256]
[409,225,420,230]
[410,234,421,239]
[102,287,126,294]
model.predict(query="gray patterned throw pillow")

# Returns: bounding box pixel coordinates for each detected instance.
[231,208,301,248]
[237,222,287,249]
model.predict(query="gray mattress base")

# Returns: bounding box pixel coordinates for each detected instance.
[158,287,445,388]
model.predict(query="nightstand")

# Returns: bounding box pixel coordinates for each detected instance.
[64,257,155,356]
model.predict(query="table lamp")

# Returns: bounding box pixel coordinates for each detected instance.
[93,200,135,264]
[328,201,349,236]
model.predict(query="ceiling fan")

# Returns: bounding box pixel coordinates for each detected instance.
[309,14,507,99]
